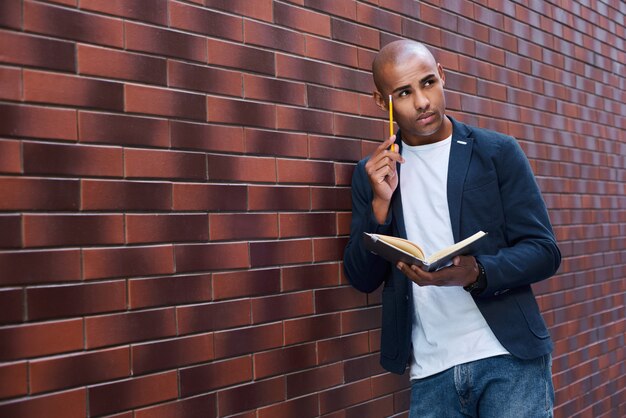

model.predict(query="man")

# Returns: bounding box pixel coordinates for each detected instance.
[343,40,561,417]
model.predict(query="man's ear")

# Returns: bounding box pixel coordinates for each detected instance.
[438,63,445,86]
[373,90,387,112]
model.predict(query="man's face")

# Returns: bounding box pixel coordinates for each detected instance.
[377,54,450,146]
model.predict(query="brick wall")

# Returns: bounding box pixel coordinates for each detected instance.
[0,0,624,417]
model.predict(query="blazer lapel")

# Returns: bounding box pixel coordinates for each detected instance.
[447,117,473,242]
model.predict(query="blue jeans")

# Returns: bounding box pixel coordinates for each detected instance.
[409,354,554,417]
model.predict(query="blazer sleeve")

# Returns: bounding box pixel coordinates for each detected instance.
[343,159,394,294]
[475,137,561,296]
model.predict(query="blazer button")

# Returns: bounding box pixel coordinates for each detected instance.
[494,289,510,296]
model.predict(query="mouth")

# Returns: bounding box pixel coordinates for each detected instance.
[416,112,435,125]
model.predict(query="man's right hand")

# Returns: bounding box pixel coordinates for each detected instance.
[364,135,404,224]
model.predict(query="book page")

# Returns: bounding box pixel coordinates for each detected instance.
[426,231,486,263]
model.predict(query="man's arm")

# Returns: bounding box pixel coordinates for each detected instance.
[343,159,394,294]
[474,137,561,296]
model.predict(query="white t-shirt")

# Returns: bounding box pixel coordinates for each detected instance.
[399,136,508,380]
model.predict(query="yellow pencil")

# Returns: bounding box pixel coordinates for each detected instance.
[388,95,396,152]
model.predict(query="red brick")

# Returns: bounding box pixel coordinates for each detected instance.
[334,113,384,140]
[85,308,176,348]
[80,0,167,25]
[282,263,340,292]
[286,363,343,398]
[247,185,310,211]
[337,212,351,235]
[168,60,242,96]
[279,212,337,238]
[24,1,123,47]
[134,393,217,418]
[332,18,379,49]
[30,346,130,393]
[128,273,211,309]
[258,393,320,418]
[204,0,273,21]
[0,66,21,101]
[24,214,123,247]
[276,54,335,86]
[208,38,275,75]
[341,306,381,334]
[254,343,317,379]
[214,322,283,358]
[125,148,206,180]
[132,333,214,375]
[23,142,123,178]
[126,214,208,244]
[88,371,178,416]
[307,85,362,114]
[78,44,166,84]
[0,288,23,325]
[207,96,276,128]
[0,139,21,175]
[0,319,83,361]
[344,353,385,383]
[250,239,313,267]
[79,111,169,147]
[170,1,242,41]
[0,361,27,398]
[0,103,77,140]
[171,121,244,153]
[244,128,308,158]
[180,356,252,396]
[27,280,126,320]
[210,213,278,241]
[174,242,249,273]
[333,65,373,94]
[217,376,285,416]
[0,29,75,72]
[244,19,305,54]
[125,21,206,62]
[24,70,124,110]
[0,214,22,248]
[305,35,358,67]
[125,84,206,121]
[0,0,22,30]
[243,73,306,106]
[83,245,174,280]
[311,186,352,210]
[315,286,368,314]
[212,268,281,300]
[320,379,372,414]
[208,154,276,182]
[173,183,247,211]
[277,159,335,184]
[177,299,250,335]
[0,388,86,418]
[317,332,370,365]
[276,105,334,135]
[81,179,172,211]
[274,2,331,36]
[284,313,341,345]
[0,249,81,286]
[252,291,314,324]
[357,3,401,33]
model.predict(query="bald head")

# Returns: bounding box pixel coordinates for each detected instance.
[372,40,437,93]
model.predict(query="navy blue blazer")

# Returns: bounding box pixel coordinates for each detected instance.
[343,117,561,375]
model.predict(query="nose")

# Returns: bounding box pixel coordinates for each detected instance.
[413,91,429,111]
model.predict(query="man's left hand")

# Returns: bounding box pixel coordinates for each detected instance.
[397,255,479,287]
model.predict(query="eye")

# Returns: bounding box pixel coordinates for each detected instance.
[398,89,410,97]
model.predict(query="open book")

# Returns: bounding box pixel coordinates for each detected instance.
[363,231,486,272]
